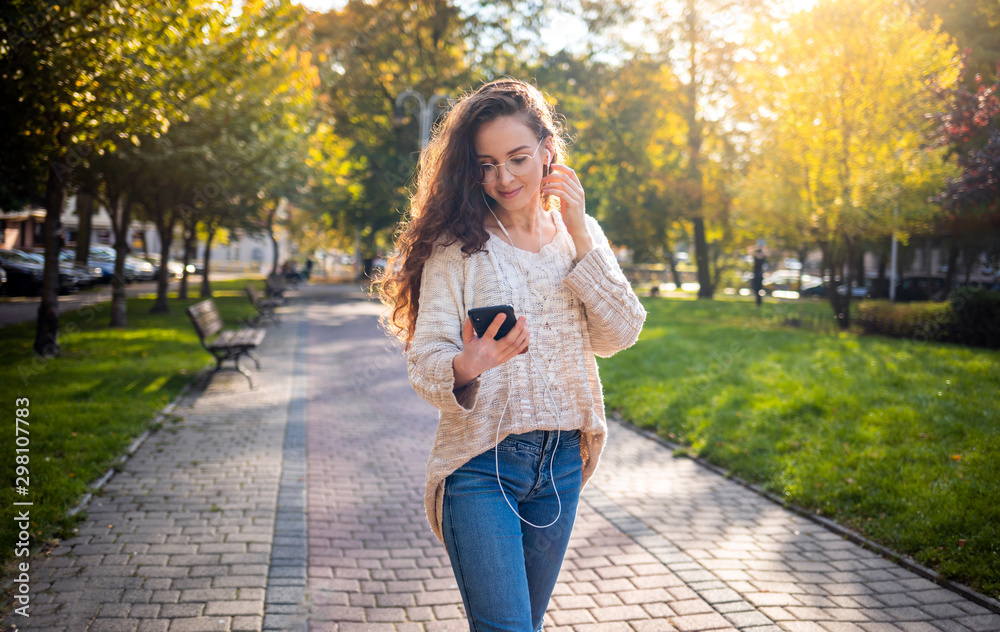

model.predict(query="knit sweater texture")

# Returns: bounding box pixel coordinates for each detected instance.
[407,211,647,545]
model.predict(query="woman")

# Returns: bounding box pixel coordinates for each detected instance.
[377,78,646,632]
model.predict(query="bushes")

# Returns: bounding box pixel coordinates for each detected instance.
[858,290,1000,348]
[857,300,954,342]
[950,287,1000,348]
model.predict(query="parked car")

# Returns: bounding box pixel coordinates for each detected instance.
[0,266,7,295]
[800,280,873,299]
[20,251,87,293]
[29,248,103,289]
[142,253,186,280]
[129,255,156,281]
[56,250,104,287]
[802,277,900,300]
[761,269,823,294]
[87,245,155,282]
[62,249,116,283]
[0,249,44,296]
[893,276,947,302]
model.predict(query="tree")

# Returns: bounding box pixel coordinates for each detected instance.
[912,0,1000,89]
[930,65,1000,288]
[532,51,690,266]
[307,0,477,271]
[306,0,568,272]
[2,0,180,353]
[573,0,771,298]
[735,0,959,326]
[70,0,314,319]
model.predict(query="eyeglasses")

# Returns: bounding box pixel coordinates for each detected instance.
[479,137,544,184]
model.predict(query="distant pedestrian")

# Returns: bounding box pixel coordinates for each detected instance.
[376,79,646,632]
[751,242,768,306]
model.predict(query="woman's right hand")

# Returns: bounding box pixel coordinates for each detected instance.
[452,313,529,389]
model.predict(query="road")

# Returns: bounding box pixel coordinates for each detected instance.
[0,273,256,328]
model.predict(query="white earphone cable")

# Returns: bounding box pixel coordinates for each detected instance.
[486,202,563,529]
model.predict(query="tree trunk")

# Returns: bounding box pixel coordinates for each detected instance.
[354,226,363,281]
[840,239,854,330]
[267,200,281,278]
[109,193,131,328]
[150,207,175,314]
[875,243,888,299]
[796,245,810,289]
[74,190,95,263]
[823,242,847,329]
[179,224,196,300]
[924,236,933,285]
[943,236,958,297]
[200,226,215,298]
[34,158,66,357]
[683,0,712,300]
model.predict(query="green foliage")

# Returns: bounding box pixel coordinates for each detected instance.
[857,300,955,341]
[915,0,1000,90]
[308,0,481,257]
[532,52,689,262]
[950,287,1000,348]
[857,292,1000,349]
[600,297,1000,597]
[0,280,265,575]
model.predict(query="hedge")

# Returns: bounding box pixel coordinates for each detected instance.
[857,289,1000,349]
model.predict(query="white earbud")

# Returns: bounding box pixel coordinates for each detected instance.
[545,149,552,166]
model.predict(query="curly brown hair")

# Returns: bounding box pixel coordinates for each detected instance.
[375,78,567,349]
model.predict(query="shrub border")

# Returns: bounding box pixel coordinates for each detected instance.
[610,411,1000,613]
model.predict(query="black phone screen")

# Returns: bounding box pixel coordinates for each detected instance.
[468,305,517,340]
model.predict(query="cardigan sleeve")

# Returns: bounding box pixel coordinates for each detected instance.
[406,241,481,413]
[562,215,647,358]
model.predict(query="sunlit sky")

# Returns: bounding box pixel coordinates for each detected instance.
[293,0,588,55]
[292,0,820,56]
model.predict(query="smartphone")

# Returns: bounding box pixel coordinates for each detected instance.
[468,305,517,340]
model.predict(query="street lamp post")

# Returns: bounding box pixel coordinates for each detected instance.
[394,90,450,148]
[890,196,899,302]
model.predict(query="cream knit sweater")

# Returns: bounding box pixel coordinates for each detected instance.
[407,211,647,545]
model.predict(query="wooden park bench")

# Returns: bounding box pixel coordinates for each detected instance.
[265,274,288,306]
[245,284,280,326]
[186,299,266,389]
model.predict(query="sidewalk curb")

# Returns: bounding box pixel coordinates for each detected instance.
[610,412,1000,615]
[66,370,210,518]
[62,287,319,521]
[64,288,310,521]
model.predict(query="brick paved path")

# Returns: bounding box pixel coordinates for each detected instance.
[6,284,999,632]
[298,288,1000,632]
[3,291,304,632]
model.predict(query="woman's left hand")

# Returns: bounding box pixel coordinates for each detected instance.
[543,164,595,259]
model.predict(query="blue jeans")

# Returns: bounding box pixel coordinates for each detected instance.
[442,429,583,632]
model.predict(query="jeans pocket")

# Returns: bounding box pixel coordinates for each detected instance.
[556,429,582,448]
[495,435,521,452]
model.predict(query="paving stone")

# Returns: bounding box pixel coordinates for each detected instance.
[956,615,1000,632]
[858,624,906,632]
[725,610,777,627]
[166,618,230,632]
[779,623,830,632]
[88,619,139,632]
[672,612,738,631]
[6,285,999,632]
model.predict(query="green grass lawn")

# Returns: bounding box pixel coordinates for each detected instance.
[0,279,269,574]
[599,296,1000,598]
